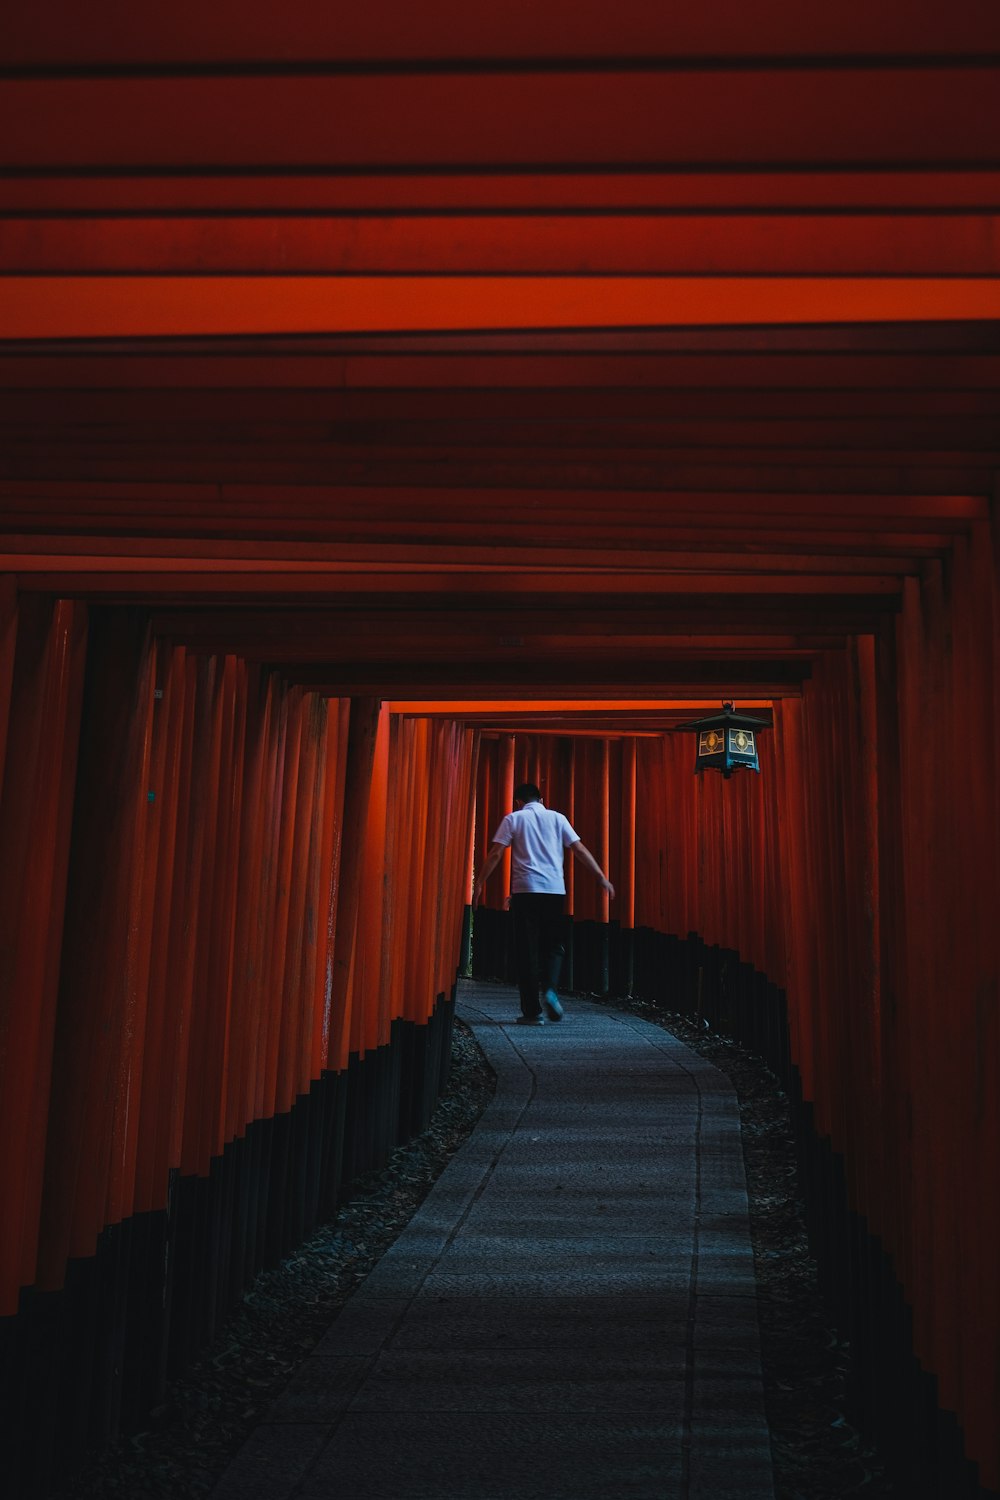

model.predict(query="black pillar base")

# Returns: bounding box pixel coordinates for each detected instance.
[0,991,457,1499]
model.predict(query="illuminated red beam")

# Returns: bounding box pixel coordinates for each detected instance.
[5,215,1000,276]
[3,275,1000,340]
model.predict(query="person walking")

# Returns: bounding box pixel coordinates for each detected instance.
[472,782,615,1024]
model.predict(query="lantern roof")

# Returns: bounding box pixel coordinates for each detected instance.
[674,701,772,734]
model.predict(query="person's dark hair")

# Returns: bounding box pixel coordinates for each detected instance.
[514,782,542,803]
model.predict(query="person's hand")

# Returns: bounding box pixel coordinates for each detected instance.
[603,878,616,900]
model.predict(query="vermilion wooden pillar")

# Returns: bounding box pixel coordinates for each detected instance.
[408,717,437,1036]
[133,640,189,1218]
[497,733,515,902]
[388,714,412,1025]
[952,519,1000,1478]
[0,594,87,1314]
[33,610,146,1290]
[619,736,636,932]
[458,725,481,974]
[223,661,272,1152]
[158,650,204,1192]
[179,654,231,1179]
[353,702,389,1057]
[617,736,637,994]
[562,736,576,921]
[296,693,330,1086]
[275,688,320,1112]
[0,577,17,793]
[103,630,159,1235]
[327,695,381,1073]
[316,696,350,1074]
[474,744,492,908]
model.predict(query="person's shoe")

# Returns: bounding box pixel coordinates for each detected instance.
[516,1013,546,1026]
[541,989,564,1021]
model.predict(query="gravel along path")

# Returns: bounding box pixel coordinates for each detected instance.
[53,1021,496,1500]
[56,999,896,1500]
[593,994,898,1500]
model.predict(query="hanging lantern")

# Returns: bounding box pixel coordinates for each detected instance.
[675,701,771,778]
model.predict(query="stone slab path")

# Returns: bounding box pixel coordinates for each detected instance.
[211,980,774,1499]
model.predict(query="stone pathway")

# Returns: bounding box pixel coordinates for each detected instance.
[210,980,774,1499]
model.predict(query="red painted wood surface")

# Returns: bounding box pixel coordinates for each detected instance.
[0,611,481,1314]
[2,6,999,1488]
[5,275,1000,342]
[9,215,1000,277]
[0,597,87,1302]
[473,565,999,1485]
[4,72,998,174]
[7,2,999,68]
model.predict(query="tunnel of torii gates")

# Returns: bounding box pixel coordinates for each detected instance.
[1,4,1000,1497]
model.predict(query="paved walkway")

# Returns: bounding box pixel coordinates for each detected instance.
[211,980,774,1500]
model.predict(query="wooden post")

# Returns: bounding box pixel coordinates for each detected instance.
[327,696,381,1073]
[0,595,88,1310]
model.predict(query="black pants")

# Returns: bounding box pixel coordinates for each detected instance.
[510,892,566,1018]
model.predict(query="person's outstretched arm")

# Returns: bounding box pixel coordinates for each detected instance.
[571,840,615,901]
[472,841,507,907]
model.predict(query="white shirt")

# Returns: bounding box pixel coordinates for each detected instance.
[491,801,580,894]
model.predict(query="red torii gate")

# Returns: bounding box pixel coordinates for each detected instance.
[1,5,999,1495]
